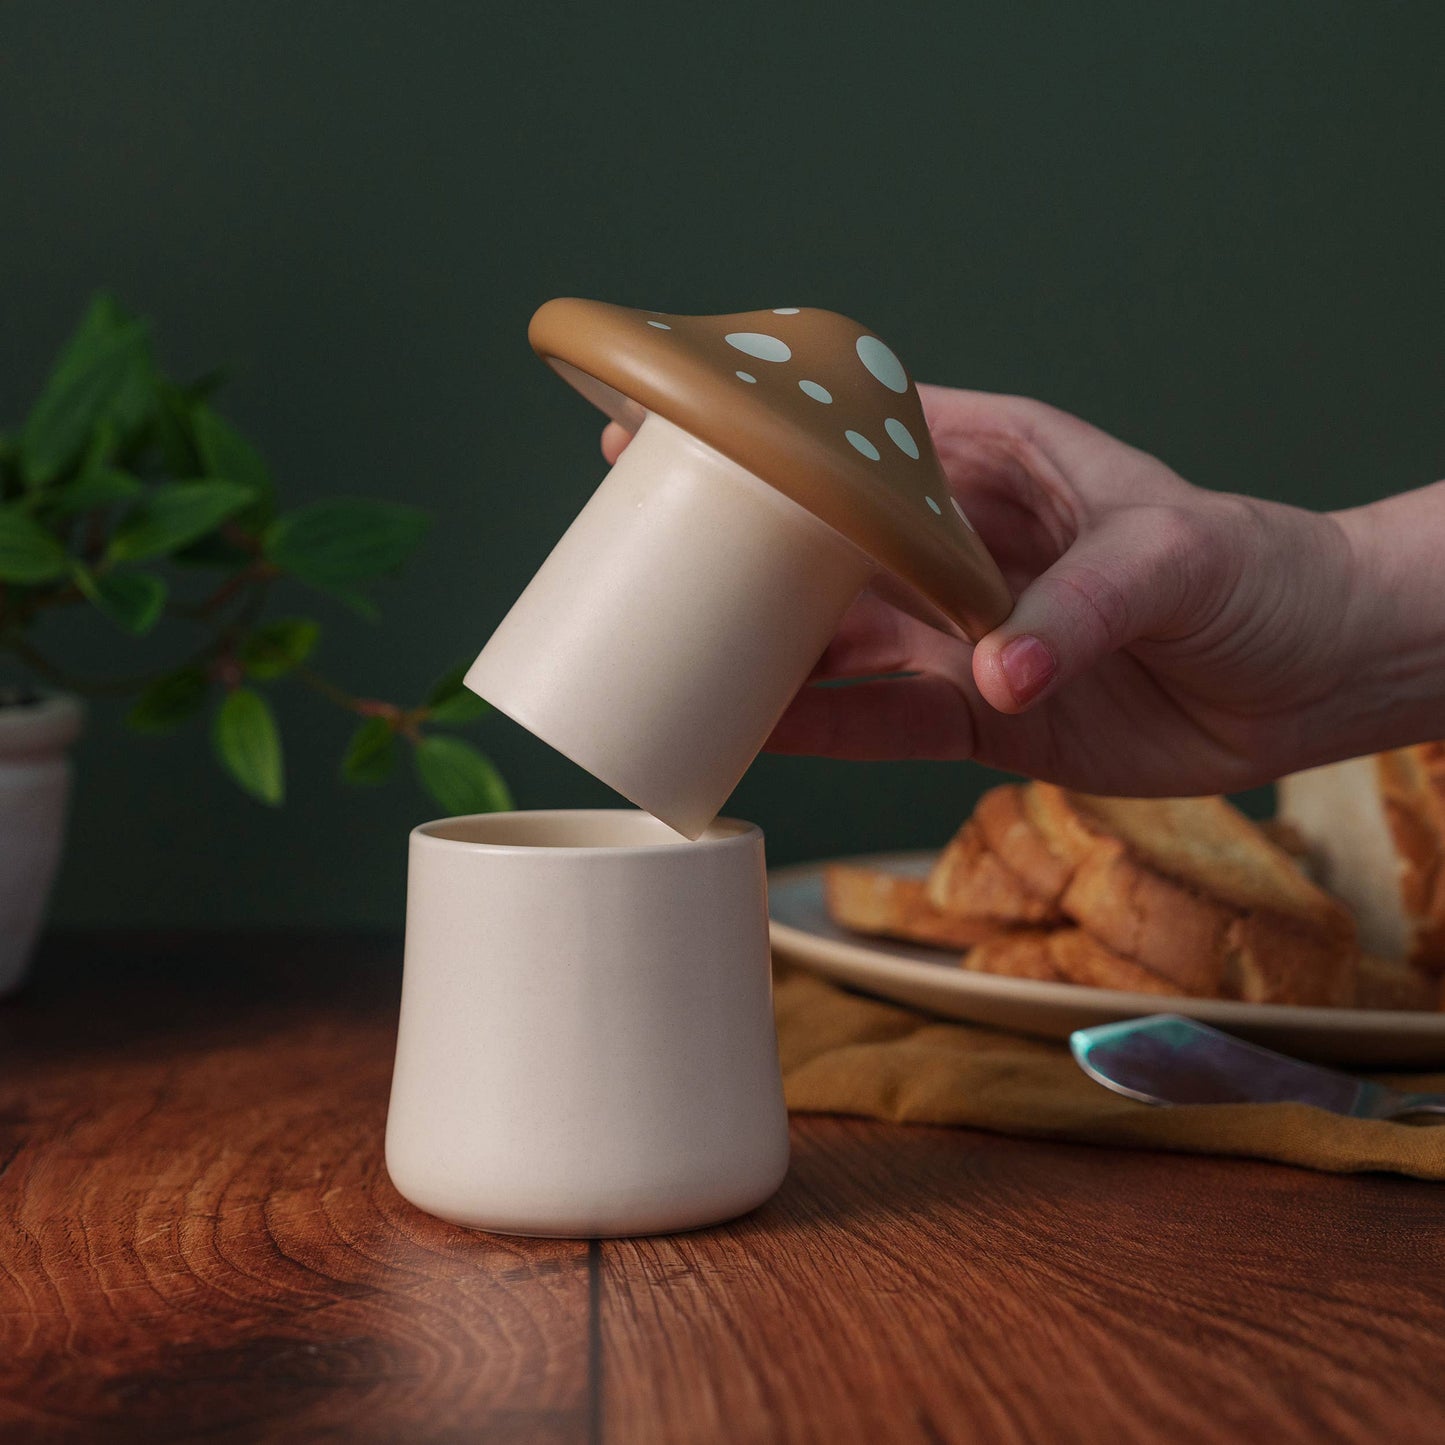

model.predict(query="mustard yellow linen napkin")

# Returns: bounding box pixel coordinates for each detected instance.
[773,967,1445,1180]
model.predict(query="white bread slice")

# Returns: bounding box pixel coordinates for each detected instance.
[1277,757,1409,958]
[1277,747,1445,973]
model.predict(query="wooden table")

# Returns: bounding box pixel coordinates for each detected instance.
[2,934,1444,1444]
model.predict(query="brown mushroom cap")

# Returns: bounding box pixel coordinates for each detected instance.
[528,299,1013,641]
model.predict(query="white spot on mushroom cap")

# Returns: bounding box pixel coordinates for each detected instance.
[773,307,800,315]
[736,371,757,384]
[856,335,908,393]
[951,495,975,530]
[845,430,880,461]
[925,495,942,515]
[647,320,672,330]
[725,332,791,362]
[885,417,919,459]
[799,380,832,404]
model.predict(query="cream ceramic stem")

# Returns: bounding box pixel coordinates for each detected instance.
[466,415,874,837]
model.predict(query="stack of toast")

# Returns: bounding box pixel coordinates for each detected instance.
[826,767,1445,1011]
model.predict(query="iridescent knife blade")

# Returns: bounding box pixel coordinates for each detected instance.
[1070,1015,1445,1120]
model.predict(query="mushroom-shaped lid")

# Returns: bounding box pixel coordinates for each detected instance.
[529,299,1013,640]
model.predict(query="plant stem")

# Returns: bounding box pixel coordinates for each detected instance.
[293,666,364,711]
[4,637,77,691]
[1,637,151,697]
[6,584,417,734]
[167,560,276,622]
[293,666,416,732]
[3,630,224,698]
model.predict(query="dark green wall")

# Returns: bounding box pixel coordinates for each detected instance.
[3,1,1442,926]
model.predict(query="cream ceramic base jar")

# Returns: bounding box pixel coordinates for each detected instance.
[384,809,790,1238]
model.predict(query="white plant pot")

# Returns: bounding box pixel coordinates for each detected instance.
[0,695,83,998]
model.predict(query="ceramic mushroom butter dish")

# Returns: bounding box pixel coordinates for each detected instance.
[466,300,1013,838]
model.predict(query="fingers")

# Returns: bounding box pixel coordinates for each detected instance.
[770,582,997,759]
[766,674,979,761]
[807,590,962,681]
[916,383,1144,497]
[913,385,1082,581]
[601,421,633,464]
[915,383,1196,580]
[916,383,1068,438]
[972,505,1217,713]
[771,590,984,760]
[912,381,1221,717]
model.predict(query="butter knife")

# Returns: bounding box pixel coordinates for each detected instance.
[1070,1014,1445,1119]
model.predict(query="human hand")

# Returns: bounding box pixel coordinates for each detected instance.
[602,390,1421,796]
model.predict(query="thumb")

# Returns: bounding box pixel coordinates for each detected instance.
[972,506,1212,713]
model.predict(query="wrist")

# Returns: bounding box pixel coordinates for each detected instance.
[1326,481,1445,757]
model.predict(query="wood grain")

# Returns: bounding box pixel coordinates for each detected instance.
[600,1121,1445,1445]
[0,934,590,1444]
[3,933,1444,1444]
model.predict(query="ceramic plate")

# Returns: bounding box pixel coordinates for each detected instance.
[768,852,1445,1068]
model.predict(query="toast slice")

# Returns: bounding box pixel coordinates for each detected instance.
[961,929,1063,983]
[1045,928,1197,996]
[1258,817,1316,874]
[974,783,1074,907]
[1025,785,1356,1006]
[964,928,1187,996]
[825,864,1006,950]
[1279,745,1445,974]
[925,806,1063,925]
[1351,953,1437,1012]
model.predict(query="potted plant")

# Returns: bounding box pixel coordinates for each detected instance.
[0,294,510,995]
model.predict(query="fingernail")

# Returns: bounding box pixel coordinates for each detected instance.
[999,635,1056,707]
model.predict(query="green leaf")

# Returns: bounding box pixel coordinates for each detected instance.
[192,406,270,492]
[0,506,69,583]
[192,404,275,528]
[239,618,319,679]
[182,367,229,403]
[169,531,253,569]
[109,344,157,442]
[47,467,145,516]
[318,585,380,620]
[77,419,117,477]
[341,716,397,784]
[212,687,284,805]
[73,566,167,635]
[20,295,152,487]
[423,662,489,724]
[151,380,202,476]
[413,735,512,815]
[126,666,209,732]
[263,501,429,597]
[107,479,253,563]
